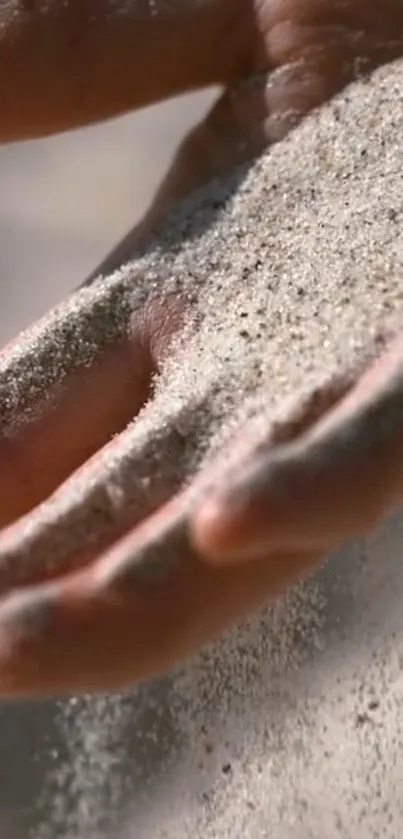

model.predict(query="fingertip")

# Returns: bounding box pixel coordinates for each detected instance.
[190,497,251,565]
[0,573,162,697]
[191,452,325,563]
[0,580,102,698]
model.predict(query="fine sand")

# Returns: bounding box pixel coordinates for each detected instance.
[1,58,403,581]
[2,59,403,837]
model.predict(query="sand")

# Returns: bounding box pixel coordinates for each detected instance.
[3,58,403,836]
[1,58,403,583]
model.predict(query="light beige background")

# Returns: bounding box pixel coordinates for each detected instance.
[0,88,217,344]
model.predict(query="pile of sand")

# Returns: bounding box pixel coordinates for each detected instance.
[3,58,403,837]
[2,57,403,581]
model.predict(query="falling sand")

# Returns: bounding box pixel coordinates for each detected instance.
[4,59,403,836]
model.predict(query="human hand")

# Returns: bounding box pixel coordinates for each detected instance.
[1,153,403,699]
[0,266,320,696]
[0,0,401,698]
[0,270,402,698]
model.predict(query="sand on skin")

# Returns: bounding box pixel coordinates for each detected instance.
[3,59,403,837]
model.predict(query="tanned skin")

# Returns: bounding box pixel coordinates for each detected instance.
[0,0,402,696]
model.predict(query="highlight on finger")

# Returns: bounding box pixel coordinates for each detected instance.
[0,494,317,698]
[192,336,403,564]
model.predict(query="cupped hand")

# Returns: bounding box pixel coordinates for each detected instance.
[0,254,402,697]
[0,0,401,698]
[0,267,322,696]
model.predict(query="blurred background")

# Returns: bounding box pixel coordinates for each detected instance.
[0,88,217,344]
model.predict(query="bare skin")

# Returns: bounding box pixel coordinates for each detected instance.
[0,0,402,697]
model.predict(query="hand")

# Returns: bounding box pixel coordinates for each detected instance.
[0,0,401,698]
[0,269,321,696]
[0,268,403,698]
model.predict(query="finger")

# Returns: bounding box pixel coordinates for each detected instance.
[0,493,317,697]
[192,335,403,561]
[0,373,209,592]
[0,0,243,140]
[0,272,157,528]
[261,4,403,142]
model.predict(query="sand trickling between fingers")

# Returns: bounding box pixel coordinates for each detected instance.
[11,59,403,837]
